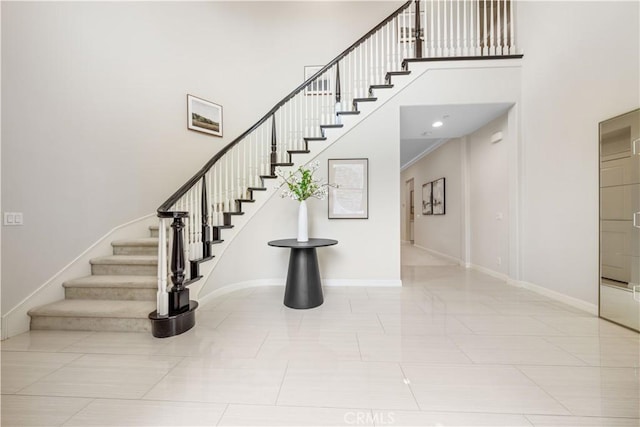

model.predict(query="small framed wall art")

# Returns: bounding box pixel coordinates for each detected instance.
[432,177,446,215]
[328,158,368,219]
[187,94,223,137]
[422,181,433,215]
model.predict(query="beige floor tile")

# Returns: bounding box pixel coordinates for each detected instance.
[518,365,640,417]
[256,334,361,361]
[380,410,534,426]
[157,327,268,358]
[525,414,640,426]
[63,398,227,426]
[357,333,473,363]
[17,354,181,399]
[219,404,375,426]
[0,331,92,353]
[0,395,91,426]
[377,313,473,335]
[59,331,170,355]
[143,357,287,404]
[1,351,82,394]
[455,314,567,336]
[449,334,586,365]
[277,360,419,410]
[298,312,385,334]
[543,336,640,367]
[401,363,570,415]
[533,317,640,338]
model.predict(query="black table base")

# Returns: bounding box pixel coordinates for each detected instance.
[284,247,324,309]
[268,238,338,309]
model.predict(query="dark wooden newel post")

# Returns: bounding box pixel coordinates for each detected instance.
[414,0,423,58]
[169,214,189,314]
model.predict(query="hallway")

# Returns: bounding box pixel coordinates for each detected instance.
[1,247,639,426]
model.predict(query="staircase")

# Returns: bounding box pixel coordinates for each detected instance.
[27,226,162,332]
[25,0,521,337]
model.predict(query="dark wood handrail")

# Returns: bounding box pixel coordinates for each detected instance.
[158,0,413,215]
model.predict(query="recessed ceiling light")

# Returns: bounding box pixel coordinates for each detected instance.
[432,121,443,128]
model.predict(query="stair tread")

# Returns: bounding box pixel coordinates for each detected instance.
[90,255,158,265]
[353,97,377,102]
[64,275,156,289]
[29,299,155,318]
[112,238,159,247]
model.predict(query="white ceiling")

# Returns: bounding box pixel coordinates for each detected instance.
[400,103,514,169]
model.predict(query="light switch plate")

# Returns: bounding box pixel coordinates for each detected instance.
[4,212,23,226]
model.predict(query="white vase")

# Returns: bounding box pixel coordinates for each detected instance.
[297,200,309,242]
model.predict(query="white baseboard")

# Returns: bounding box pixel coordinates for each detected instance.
[1,214,157,340]
[513,279,598,316]
[466,264,597,316]
[413,244,464,266]
[468,263,511,282]
[324,279,402,287]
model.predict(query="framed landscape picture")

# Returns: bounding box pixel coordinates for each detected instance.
[328,158,368,219]
[187,94,223,137]
[432,177,446,215]
[422,182,433,215]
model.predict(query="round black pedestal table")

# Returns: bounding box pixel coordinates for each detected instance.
[267,238,338,309]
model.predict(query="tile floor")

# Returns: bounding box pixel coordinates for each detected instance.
[1,245,639,426]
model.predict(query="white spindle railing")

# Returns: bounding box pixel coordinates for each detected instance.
[155,0,519,317]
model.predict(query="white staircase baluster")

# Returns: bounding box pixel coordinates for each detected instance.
[490,0,495,55]
[157,218,168,316]
[497,0,502,55]
[509,0,515,54]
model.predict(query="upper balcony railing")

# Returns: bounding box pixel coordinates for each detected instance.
[153,0,519,320]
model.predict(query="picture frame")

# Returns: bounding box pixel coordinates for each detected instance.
[422,182,433,215]
[304,65,332,96]
[187,94,223,137]
[432,177,446,215]
[328,158,368,219]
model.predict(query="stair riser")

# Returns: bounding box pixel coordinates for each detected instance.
[30,316,151,332]
[113,246,158,256]
[65,287,156,301]
[92,264,157,276]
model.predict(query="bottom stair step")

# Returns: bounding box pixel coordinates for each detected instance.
[28,299,155,332]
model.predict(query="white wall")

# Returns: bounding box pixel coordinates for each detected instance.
[0,1,401,314]
[205,61,523,294]
[517,1,640,304]
[468,114,510,275]
[202,93,403,293]
[401,139,463,260]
